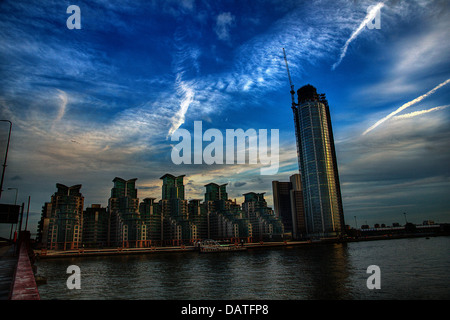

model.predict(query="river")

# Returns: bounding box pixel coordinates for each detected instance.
[35,236,450,300]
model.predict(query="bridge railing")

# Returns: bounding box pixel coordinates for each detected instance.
[9,231,40,300]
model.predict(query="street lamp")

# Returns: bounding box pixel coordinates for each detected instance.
[7,187,18,205]
[403,212,408,224]
[7,187,18,241]
[0,120,12,199]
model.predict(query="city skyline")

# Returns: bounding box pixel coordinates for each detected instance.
[37,173,284,249]
[1,0,449,238]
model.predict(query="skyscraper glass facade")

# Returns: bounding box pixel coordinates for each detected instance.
[292,84,345,237]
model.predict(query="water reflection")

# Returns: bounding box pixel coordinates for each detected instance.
[36,246,354,300]
[35,237,450,300]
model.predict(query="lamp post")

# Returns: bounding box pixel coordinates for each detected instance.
[7,187,18,205]
[0,120,12,199]
[7,187,18,241]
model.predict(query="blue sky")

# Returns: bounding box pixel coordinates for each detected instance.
[0,0,449,237]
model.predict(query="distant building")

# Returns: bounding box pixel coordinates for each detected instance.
[160,174,192,245]
[289,174,307,239]
[83,204,108,248]
[204,183,228,202]
[36,202,52,247]
[188,199,207,240]
[203,183,251,242]
[272,174,306,240]
[36,202,52,248]
[38,174,289,249]
[161,174,185,201]
[292,84,345,238]
[272,180,292,232]
[108,177,140,247]
[37,184,84,250]
[139,197,162,245]
[242,192,284,241]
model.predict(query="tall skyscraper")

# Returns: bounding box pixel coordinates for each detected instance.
[292,84,345,237]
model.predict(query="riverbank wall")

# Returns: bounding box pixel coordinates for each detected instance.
[34,231,449,260]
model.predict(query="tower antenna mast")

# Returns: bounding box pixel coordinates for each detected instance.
[283,48,296,107]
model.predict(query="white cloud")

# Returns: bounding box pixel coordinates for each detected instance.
[54,89,68,123]
[215,12,236,41]
[168,75,195,137]
[392,105,450,120]
[362,78,450,135]
[180,0,195,10]
[332,2,385,70]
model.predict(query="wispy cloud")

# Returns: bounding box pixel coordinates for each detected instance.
[168,75,195,137]
[393,104,450,120]
[214,12,236,41]
[1,0,449,233]
[332,2,384,70]
[54,89,68,123]
[362,78,450,135]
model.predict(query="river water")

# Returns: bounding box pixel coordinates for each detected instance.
[35,236,450,300]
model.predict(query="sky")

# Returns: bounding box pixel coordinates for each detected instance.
[0,0,449,238]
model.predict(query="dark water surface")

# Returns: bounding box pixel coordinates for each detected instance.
[35,236,450,300]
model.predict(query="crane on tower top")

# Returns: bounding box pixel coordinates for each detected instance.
[282,48,297,107]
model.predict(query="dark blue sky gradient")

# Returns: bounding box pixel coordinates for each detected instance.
[0,0,449,237]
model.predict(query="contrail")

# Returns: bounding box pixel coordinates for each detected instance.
[168,73,195,137]
[393,105,450,120]
[332,2,384,70]
[362,78,450,135]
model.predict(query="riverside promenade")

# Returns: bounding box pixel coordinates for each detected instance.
[34,241,308,259]
[9,242,40,300]
[0,231,40,300]
[33,227,450,260]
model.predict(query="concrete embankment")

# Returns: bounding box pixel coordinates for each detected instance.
[34,233,448,260]
[10,243,40,300]
[34,241,309,259]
